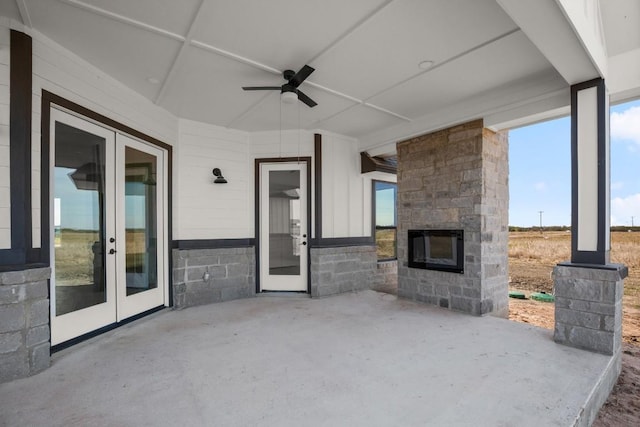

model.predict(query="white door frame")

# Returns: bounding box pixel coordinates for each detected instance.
[258,159,310,292]
[50,109,117,345]
[49,107,169,346]
[115,134,167,321]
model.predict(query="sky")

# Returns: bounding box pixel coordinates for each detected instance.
[509,98,640,227]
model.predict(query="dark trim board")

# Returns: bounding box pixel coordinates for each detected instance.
[314,134,322,240]
[570,78,609,265]
[173,239,255,249]
[0,30,35,268]
[311,237,375,248]
[254,157,312,294]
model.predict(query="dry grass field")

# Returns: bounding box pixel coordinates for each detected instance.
[509,231,640,342]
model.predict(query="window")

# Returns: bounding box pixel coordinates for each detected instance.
[373,181,397,260]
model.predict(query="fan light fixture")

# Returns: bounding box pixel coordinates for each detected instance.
[281,90,297,104]
[212,168,227,184]
[242,65,318,107]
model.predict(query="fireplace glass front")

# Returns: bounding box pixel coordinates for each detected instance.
[408,229,464,273]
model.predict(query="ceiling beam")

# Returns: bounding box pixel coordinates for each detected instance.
[59,0,184,42]
[359,70,569,154]
[15,0,32,27]
[496,0,601,85]
[154,0,206,105]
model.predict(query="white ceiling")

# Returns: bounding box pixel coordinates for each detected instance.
[1,0,637,153]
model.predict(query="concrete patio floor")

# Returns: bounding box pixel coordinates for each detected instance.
[0,290,617,426]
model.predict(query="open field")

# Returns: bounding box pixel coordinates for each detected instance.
[509,231,640,344]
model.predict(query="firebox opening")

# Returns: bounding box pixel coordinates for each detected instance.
[408,230,464,273]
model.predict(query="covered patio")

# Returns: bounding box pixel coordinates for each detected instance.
[0,291,618,426]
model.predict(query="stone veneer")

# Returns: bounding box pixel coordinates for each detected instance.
[0,267,51,384]
[172,247,255,309]
[310,245,377,297]
[397,119,509,317]
[554,264,627,355]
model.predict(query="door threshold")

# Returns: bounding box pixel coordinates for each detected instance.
[51,305,167,353]
[257,291,309,298]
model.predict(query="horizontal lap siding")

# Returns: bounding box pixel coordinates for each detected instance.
[177,119,251,239]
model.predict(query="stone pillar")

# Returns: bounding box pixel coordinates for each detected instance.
[396,119,509,317]
[554,264,626,355]
[0,267,51,383]
[554,78,626,356]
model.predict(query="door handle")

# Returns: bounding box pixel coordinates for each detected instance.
[109,248,117,254]
[300,241,307,246]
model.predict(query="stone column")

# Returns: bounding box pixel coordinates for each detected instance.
[396,119,509,317]
[0,267,51,383]
[553,78,626,356]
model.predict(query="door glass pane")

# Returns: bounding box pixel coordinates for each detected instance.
[54,122,107,316]
[269,170,301,275]
[125,147,158,295]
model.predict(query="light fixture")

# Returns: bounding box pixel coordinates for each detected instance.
[418,60,434,70]
[281,87,298,104]
[212,168,227,184]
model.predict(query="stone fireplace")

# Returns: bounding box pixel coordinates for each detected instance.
[397,119,509,317]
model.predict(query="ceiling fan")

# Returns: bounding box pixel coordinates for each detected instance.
[242,64,318,108]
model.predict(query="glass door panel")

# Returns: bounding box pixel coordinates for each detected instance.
[268,170,301,276]
[116,135,165,320]
[124,146,158,296]
[260,163,308,292]
[50,109,116,345]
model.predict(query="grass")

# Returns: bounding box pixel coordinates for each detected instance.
[509,231,640,302]
[376,228,396,259]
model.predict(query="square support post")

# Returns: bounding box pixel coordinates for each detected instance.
[554,78,626,356]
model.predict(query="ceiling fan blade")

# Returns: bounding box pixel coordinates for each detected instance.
[289,65,315,87]
[297,90,317,108]
[242,86,281,91]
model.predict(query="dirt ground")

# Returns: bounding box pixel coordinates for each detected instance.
[508,231,640,426]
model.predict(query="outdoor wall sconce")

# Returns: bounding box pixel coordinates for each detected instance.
[212,168,227,184]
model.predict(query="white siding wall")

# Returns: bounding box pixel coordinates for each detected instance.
[0,23,10,249]
[176,119,251,239]
[30,27,178,247]
[321,133,370,238]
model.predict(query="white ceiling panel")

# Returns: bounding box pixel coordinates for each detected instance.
[191,0,389,70]
[316,104,406,138]
[27,0,181,100]
[310,0,518,100]
[76,0,201,36]
[601,0,640,57]
[2,0,602,143]
[232,85,357,132]
[368,31,556,119]
[160,46,282,126]
[0,1,21,23]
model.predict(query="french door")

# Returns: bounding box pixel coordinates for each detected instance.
[50,109,167,346]
[259,162,308,292]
